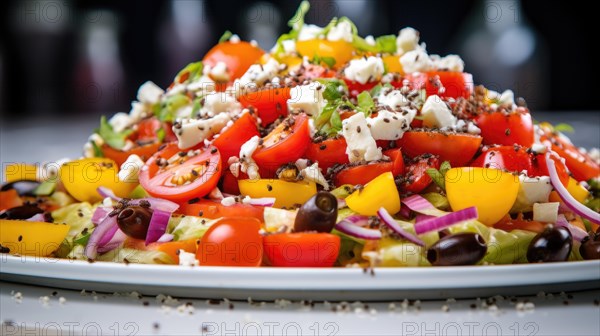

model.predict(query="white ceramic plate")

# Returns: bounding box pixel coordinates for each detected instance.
[1,255,598,301]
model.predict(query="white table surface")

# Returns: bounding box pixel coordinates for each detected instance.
[1,112,599,335]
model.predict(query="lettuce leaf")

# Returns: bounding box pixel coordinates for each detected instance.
[97,116,133,150]
[51,202,97,258]
[96,248,174,264]
[167,215,217,241]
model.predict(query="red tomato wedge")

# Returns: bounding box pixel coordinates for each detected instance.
[539,125,600,182]
[0,189,23,211]
[197,217,263,267]
[476,108,534,147]
[212,111,260,165]
[263,233,340,267]
[344,80,378,98]
[401,154,440,194]
[202,41,265,84]
[334,149,404,187]
[178,199,264,221]
[494,214,546,234]
[253,113,311,177]
[239,87,291,126]
[139,143,222,202]
[406,71,474,99]
[396,130,482,167]
[304,137,349,172]
[529,151,570,188]
[471,145,532,173]
[102,143,161,167]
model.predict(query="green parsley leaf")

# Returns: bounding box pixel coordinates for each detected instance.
[425,161,452,191]
[156,94,191,122]
[174,61,204,85]
[91,139,104,157]
[97,116,133,150]
[322,81,344,101]
[320,56,336,68]
[218,30,233,43]
[375,35,397,54]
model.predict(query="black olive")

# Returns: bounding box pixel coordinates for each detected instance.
[116,205,153,239]
[579,232,600,260]
[527,226,572,263]
[294,191,338,233]
[427,233,487,266]
[1,180,40,196]
[0,205,44,220]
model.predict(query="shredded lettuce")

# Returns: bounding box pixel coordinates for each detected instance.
[426,161,451,191]
[173,61,204,85]
[362,237,430,267]
[356,91,375,117]
[167,215,217,241]
[97,116,133,150]
[274,0,310,54]
[96,248,174,264]
[155,93,191,122]
[51,202,96,258]
[421,192,450,211]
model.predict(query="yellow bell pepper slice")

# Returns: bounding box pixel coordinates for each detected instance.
[445,167,520,226]
[566,177,589,204]
[346,172,401,216]
[4,163,39,183]
[382,54,403,74]
[296,39,355,68]
[0,220,70,257]
[238,179,317,208]
[60,158,137,203]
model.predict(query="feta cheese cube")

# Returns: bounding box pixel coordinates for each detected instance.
[399,49,433,73]
[533,202,560,223]
[326,20,354,43]
[209,61,230,82]
[221,196,237,207]
[344,56,385,85]
[178,250,199,266]
[432,54,464,72]
[234,58,281,95]
[239,135,261,180]
[173,113,231,149]
[512,175,552,212]
[298,24,324,41]
[499,89,515,107]
[287,83,325,116]
[118,154,145,183]
[341,113,382,162]
[299,162,329,190]
[396,27,421,55]
[377,89,410,111]
[129,101,148,122]
[199,92,241,118]
[421,95,456,129]
[109,112,132,133]
[137,81,164,104]
[367,110,413,140]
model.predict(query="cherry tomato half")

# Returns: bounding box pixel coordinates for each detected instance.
[178,199,264,221]
[253,113,311,177]
[471,145,532,174]
[212,111,260,166]
[401,154,440,194]
[239,87,291,126]
[334,148,404,187]
[397,130,482,167]
[406,71,474,99]
[304,137,349,173]
[203,41,265,83]
[476,108,534,147]
[197,217,263,267]
[263,233,340,267]
[139,143,222,202]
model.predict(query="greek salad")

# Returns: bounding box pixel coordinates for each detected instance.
[1,2,599,267]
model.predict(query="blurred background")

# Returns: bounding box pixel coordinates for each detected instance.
[0,0,597,123]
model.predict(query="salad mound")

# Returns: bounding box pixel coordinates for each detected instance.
[1,2,599,267]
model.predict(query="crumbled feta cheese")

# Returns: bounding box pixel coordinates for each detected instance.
[187,75,216,95]
[118,154,145,183]
[367,110,413,140]
[129,101,148,122]
[173,113,231,149]
[39,296,50,306]
[499,89,515,107]
[513,175,552,212]
[467,122,481,135]
[432,54,465,72]
[178,249,199,266]
[263,207,296,233]
[137,81,164,105]
[209,61,230,82]
[297,24,324,41]
[235,58,281,95]
[282,39,296,53]
[589,148,600,164]
[229,34,241,43]
[364,35,376,46]
[442,119,481,135]
[531,143,548,154]
[343,56,385,84]
[341,113,382,162]
[421,95,456,128]
[287,83,325,116]
[533,202,560,223]
[221,196,236,206]
[399,49,433,73]
[326,20,354,42]
[199,92,241,118]
[165,83,186,97]
[396,27,421,55]
[295,158,310,170]
[239,135,261,180]
[299,162,329,190]
[109,112,132,133]
[377,89,410,111]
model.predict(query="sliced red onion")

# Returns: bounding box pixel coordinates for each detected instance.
[91,207,111,225]
[399,204,411,219]
[337,198,347,209]
[157,233,174,243]
[26,213,46,222]
[335,218,382,240]
[344,214,370,227]
[98,224,119,246]
[377,207,425,246]
[96,187,179,213]
[246,197,276,207]
[546,154,599,225]
[402,195,446,217]
[85,214,119,260]
[145,209,172,245]
[555,214,588,242]
[415,214,435,224]
[97,229,127,253]
[414,207,478,235]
